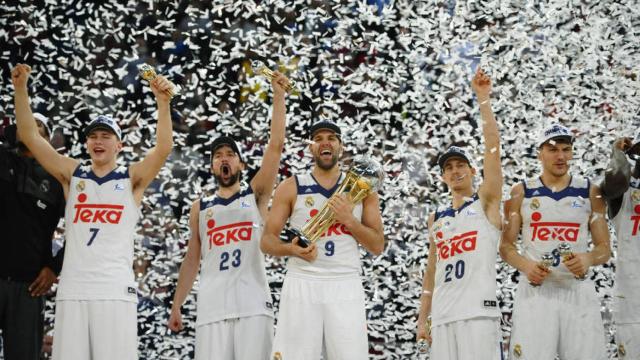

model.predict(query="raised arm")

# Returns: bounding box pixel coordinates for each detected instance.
[12,64,78,189]
[474,69,502,225]
[601,137,632,218]
[251,71,289,213]
[260,177,317,261]
[130,76,174,203]
[416,213,436,344]
[499,183,550,285]
[168,201,202,332]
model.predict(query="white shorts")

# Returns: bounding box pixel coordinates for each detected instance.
[271,273,368,360]
[52,300,137,360]
[615,323,640,359]
[508,281,606,360]
[431,317,501,360]
[195,315,273,360]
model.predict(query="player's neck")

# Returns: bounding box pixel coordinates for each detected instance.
[216,182,241,199]
[91,161,118,177]
[312,165,341,188]
[451,188,474,209]
[539,172,571,191]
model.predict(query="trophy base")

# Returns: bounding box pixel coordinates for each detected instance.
[283,229,311,248]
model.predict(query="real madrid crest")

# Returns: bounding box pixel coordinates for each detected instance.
[76,180,85,192]
[632,190,640,203]
[530,198,540,210]
[40,179,50,193]
[305,196,314,208]
[618,343,626,356]
[206,209,213,219]
[272,352,282,360]
[513,344,522,357]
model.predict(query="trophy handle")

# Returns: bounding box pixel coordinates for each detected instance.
[283,228,311,248]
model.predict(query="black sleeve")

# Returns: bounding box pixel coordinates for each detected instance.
[601,146,631,218]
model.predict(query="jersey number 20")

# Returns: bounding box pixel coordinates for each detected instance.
[444,260,465,282]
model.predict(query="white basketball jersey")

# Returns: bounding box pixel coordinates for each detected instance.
[431,194,500,327]
[57,165,139,302]
[287,173,364,277]
[520,176,592,286]
[612,175,640,324]
[196,188,272,326]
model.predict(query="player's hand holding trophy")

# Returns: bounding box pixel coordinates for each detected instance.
[284,156,384,248]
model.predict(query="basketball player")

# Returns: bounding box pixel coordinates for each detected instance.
[167,71,290,360]
[500,123,610,360]
[12,63,174,360]
[260,119,385,359]
[601,133,640,358]
[415,69,502,359]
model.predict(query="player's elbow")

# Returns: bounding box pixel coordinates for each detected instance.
[498,240,512,263]
[368,237,385,256]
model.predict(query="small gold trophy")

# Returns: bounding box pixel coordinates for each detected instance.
[138,64,180,98]
[530,252,554,287]
[557,243,586,280]
[285,156,384,248]
[251,60,295,92]
[417,317,431,354]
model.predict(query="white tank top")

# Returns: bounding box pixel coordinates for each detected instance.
[196,188,272,326]
[431,194,500,326]
[520,176,592,286]
[57,165,139,302]
[612,175,640,323]
[287,173,363,277]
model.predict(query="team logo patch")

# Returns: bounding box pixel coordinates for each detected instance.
[266,302,273,309]
[618,343,626,356]
[305,196,314,207]
[37,199,47,210]
[571,199,584,208]
[483,300,497,308]
[465,208,478,216]
[530,198,540,210]
[114,182,125,191]
[513,344,522,357]
[40,179,50,193]
[632,190,640,203]
[206,209,213,219]
[241,201,251,208]
[127,286,136,294]
[76,180,85,192]
[272,352,282,360]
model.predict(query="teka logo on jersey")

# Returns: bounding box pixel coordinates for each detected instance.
[435,230,477,260]
[73,193,124,224]
[529,212,580,242]
[308,209,353,237]
[631,205,640,236]
[207,219,253,249]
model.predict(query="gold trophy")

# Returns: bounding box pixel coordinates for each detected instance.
[529,252,554,287]
[251,60,295,92]
[285,156,384,248]
[557,243,586,280]
[417,317,431,354]
[138,64,181,98]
